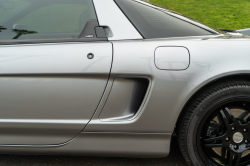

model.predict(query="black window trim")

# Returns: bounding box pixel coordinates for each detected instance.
[114,0,145,39]
[133,0,221,34]
[115,0,221,39]
[0,37,107,45]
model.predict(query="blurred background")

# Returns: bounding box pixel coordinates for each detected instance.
[150,0,250,30]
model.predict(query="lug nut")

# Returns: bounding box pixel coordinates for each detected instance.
[232,127,235,131]
[234,145,238,149]
[245,140,248,144]
[226,137,229,141]
[244,129,247,132]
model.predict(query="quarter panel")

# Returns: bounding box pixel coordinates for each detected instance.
[99,77,149,121]
[85,35,250,134]
[155,46,190,70]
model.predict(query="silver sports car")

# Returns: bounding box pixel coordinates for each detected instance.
[0,0,250,165]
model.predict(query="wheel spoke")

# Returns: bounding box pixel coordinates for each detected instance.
[227,150,233,166]
[237,111,249,120]
[224,107,238,124]
[204,143,223,148]
[217,113,224,125]
[221,148,226,158]
[220,110,231,129]
[233,154,242,166]
[226,150,242,166]
[246,116,250,127]
[246,115,250,123]
[204,135,224,142]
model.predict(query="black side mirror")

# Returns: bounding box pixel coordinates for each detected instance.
[79,19,107,39]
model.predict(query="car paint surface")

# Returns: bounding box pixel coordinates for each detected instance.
[0,0,249,159]
[154,46,190,70]
[0,42,113,144]
[86,33,250,134]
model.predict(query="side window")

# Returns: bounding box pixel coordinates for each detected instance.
[115,0,217,39]
[0,0,98,40]
[0,0,29,23]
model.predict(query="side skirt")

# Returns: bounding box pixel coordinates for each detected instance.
[0,133,171,158]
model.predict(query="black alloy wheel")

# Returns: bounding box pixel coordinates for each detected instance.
[198,99,250,166]
[178,79,250,166]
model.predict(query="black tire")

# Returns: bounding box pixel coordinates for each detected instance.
[177,79,250,166]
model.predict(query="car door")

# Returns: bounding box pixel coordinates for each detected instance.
[0,0,112,145]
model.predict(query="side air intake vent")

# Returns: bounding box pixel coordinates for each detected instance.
[99,77,149,121]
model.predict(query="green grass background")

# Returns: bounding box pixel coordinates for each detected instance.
[151,0,250,30]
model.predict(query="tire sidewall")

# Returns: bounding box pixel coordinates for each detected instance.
[186,87,250,166]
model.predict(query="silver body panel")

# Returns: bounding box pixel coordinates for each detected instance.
[99,77,149,121]
[0,133,171,158]
[0,42,112,144]
[154,46,190,70]
[0,0,250,159]
[0,42,112,74]
[86,34,250,134]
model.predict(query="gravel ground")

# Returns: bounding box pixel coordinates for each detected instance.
[0,138,188,166]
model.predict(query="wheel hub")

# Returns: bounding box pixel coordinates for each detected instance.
[233,132,244,143]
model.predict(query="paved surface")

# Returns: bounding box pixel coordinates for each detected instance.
[0,139,188,166]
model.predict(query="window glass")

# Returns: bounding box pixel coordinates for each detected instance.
[0,0,96,40]
[0,0,29,23]
[115,0,218,39]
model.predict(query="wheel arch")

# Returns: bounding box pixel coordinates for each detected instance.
[174,73,250,133]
